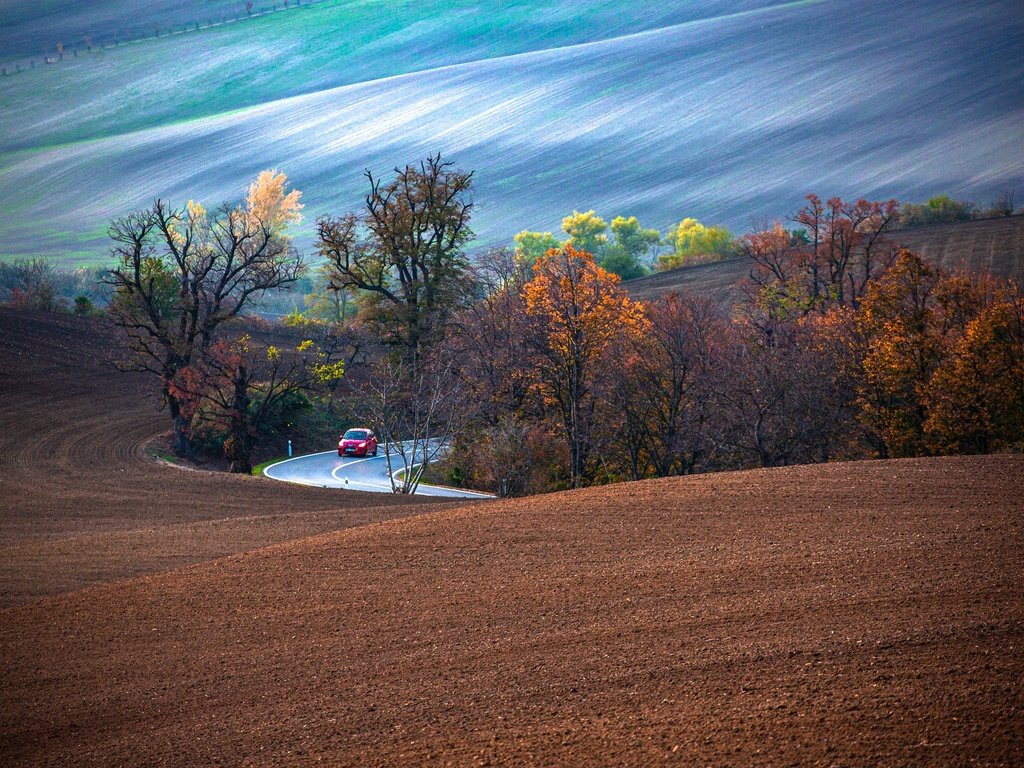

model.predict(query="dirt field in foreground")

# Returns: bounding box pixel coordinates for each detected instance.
[0,308,451,606]
[1,307,1022,766]
[2,452,1022,766]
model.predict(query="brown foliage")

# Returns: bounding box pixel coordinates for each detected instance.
[606,291,722,478]
[742,195,901,328]
[448,239,1018,492]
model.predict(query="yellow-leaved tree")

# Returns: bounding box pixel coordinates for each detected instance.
[561,210,608,256]
[659,218,734,269]
[246,169,303,235]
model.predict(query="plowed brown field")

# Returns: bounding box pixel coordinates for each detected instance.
[1,307,1022,766]
[0,308,450,606]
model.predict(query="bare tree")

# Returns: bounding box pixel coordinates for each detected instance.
[989,189,1016,218]
[106,197,304,456]
[449,247,533,425]
[0,258,64,311]
[604,291,722,479]
[357,350,468,494]
[711,314,858,468]
[316,154,475,364]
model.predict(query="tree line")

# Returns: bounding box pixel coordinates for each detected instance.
[501,190,1020,284]
[31,155,1024,491]
[514,211,740,280]
[439,211,1023,494]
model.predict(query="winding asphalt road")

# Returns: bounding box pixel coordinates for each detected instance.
[263,446,495,499]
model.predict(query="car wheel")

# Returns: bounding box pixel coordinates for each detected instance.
[372,446,378,456]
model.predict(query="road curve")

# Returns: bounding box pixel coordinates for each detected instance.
[263,448,495,500]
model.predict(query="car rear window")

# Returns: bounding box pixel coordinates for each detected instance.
[343,430,368,440]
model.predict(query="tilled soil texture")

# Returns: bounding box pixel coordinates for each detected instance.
[2,451,1022,766]
[624,214,1024,304]
[0,308,451,606]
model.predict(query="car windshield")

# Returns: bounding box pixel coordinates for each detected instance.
[343,430,368,440]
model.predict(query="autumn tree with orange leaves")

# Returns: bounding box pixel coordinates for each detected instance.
[924,286,1024,454]
[853,249,1008,457]
[523,245,650,487]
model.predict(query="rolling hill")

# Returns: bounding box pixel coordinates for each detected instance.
[0,307,452,607]
[1,0,1022,265]
[624,214,1024,304]
[1,303,1021,765]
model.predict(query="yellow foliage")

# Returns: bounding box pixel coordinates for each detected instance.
[560,210,608,254]
[311,359,346,384]
[246,169,303,234]
[187,199,206,221]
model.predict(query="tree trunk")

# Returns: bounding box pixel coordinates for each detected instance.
[228,431,254,474]
[166,391,193,458]
[227,367,253,473]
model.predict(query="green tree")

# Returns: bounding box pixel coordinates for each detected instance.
[599,247,647,281]
[659,218,735,269]
[600,215,660,279]
[513,230,561,268]
[610,215,660,262]
[561,210,608,256]
[899,194,977,226]
[73,295,95,316]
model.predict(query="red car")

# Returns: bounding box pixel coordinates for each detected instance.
[338,427,378,457]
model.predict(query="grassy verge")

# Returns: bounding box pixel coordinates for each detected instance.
[251,455,289,476]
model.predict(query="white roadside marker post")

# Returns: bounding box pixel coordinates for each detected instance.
[288,439,292,458]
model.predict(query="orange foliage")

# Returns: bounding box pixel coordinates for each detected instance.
[524,245,649,364]
[852,249,1020,457]
[856,250,948,456]
[522,245,650,485]
[925,290,1024,453]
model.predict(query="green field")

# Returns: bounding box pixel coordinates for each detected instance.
[1,0,1022,266]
